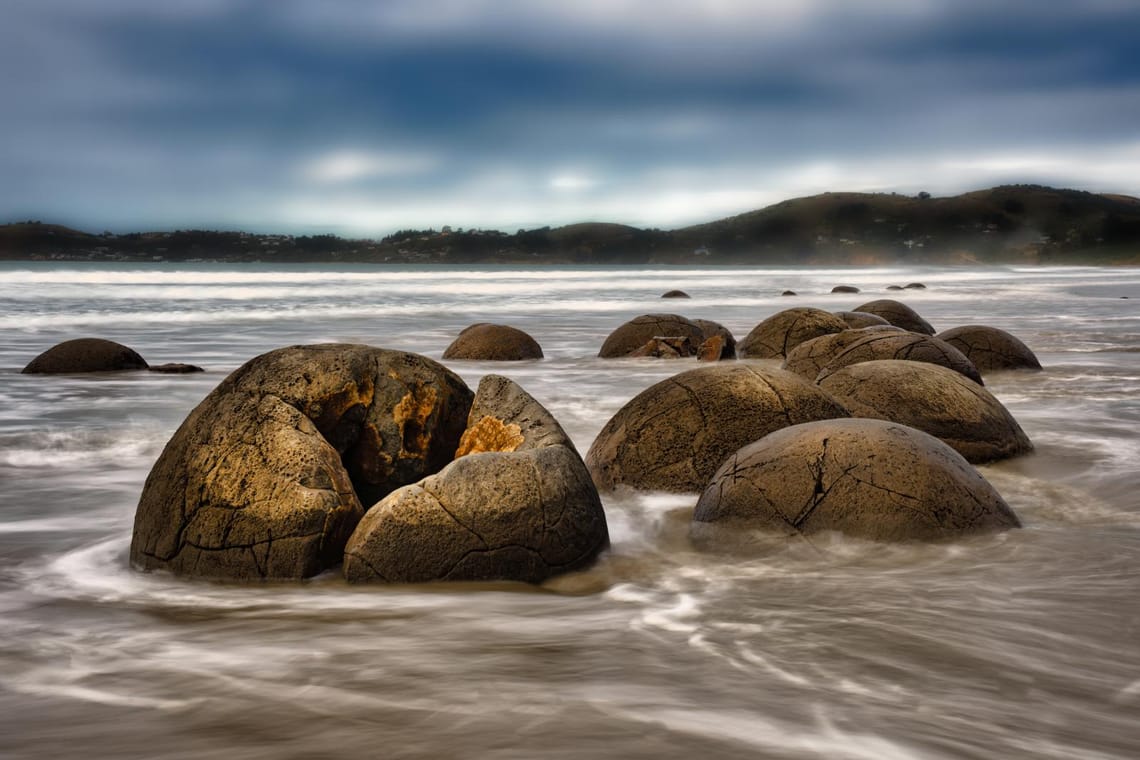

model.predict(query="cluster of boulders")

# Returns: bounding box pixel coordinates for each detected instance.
[24,293,1043,588]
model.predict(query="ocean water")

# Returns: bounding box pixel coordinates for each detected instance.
[1,263,1138,759]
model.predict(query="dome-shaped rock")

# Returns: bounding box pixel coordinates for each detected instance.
[585,365,849,493]
[936,325,1042,373]
[831,285,860,294]
[851,299,935,334]
[693,318,737,360]
[442,323,543,361]
[130,344,474,580]
[344,375,608,584]
[737,308,849,359]
[833,310,890,329]
[782,328,898,381]
[22,338,149,374]
[692,419,1021,542]
[815,331,983,385]
[598,314,706,358]
[781,290,797,296]
[817,360,1033,463]
[661,290,691,299]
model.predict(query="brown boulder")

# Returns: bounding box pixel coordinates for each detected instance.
[149,363,204,374]
[442,323,543,361]
[343,375,608,584]
[661,290,691,298]
[692,419,1021,542]
[130,344,474,580]
[831,285,860,293]
[693,318,737,359]
[598,314,706,358]
[585,364,849,493]
[737,308,849,358]
[628,336,695,358]
[833,310,890,329]
[22,338,149,374]
[817,360,1033,463]
[936,325,1042,372]
[781,328,898,381]
[815,331,983,385]
[851,299,935,334]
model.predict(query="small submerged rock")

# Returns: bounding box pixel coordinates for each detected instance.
[148,363,205,374]
[831,285,860,294]
[737,307,848,359]
[661,290,691,299]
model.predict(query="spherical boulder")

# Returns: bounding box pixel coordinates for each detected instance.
[130,344,474,580]
[936,325,1042,372]
[598,314,706,358]
[692,419,1021,542]
[737,308,849,359]
[815,331,983,385]
[851,299,935,334]
[833,310,891,329]
[781,328,899,381]
[817,360,1033,463]
[693,318,737,359]
[344,375,609,584]
[585,364,849,493]
[22,338,149,374]
[442,323,543,361]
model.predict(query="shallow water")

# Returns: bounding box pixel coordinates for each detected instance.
[1,263,1138,759]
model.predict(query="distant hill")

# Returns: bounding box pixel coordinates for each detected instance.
[3,185,1139,264]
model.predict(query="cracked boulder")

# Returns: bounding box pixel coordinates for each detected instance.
[815,331,983,385]
[936,325,1042,373]
[817,360,1033,463]
[129,344,474,580]
[442,323,544,361]
[585,364,850,493]
[737,308,849,359]
[692,418,1021,543]
[343,375,609,584]
[851,299,935,335]
[598,313,707,358]
[22,337,149,374]
[693,318,737,359]
[782,328,902,381]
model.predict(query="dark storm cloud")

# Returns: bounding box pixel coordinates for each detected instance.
[2,0,1139,233]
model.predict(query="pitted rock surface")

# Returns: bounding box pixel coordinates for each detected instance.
[737,308,849,358]
[585,364,850,493]
[817,360,1033,463]
[782,328,900,381]
[833,310,891,329]
[344,375,608,584]
[693,318,737,359]
[815,331,983,385]
[442,323,543,361]
[936,325,1042,372]
[692,418,1021,542]
[22,338,149,374]
[851,299,936,334]
[130,344,474,580]
[628,336,695,359]
[598,314,706,358]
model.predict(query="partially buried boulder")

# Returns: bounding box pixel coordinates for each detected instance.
[442,323,543,361]
[831,285,860,294]
[782,328,900,381]
[585,364,849,493]
[692,419,1021,543]
[130,344,474,580]
[598,314,706,358]
[936,325,1042,373]
[737,308,849,358]
[343,375,609,584]
[817,360,1033,463]
[833,310,890,329]
[661,290,691,299]
[851,299,935,334]
[22,338,149,374]
[149,363,204,374]
[815,331,983,385]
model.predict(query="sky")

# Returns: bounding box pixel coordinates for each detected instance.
[3,0,1140,236]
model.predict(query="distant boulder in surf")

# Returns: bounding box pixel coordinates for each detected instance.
[585,364,849,493]
[598,314,706,358]
[936,325,1042,373]
[442,323,543,361]
[22,338,149,374]
[781,290,797,296]
[831,285,860,293]
[814,331,983,385]
[832,310,890,329]
[344,375,608,584]
[905,282,927,290]
[149,363,204,374]
[851,299,935,334]
[661,289,691,298]
[737,307,848,358]
[691,419,1021,543]
[817,360,1033,463]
